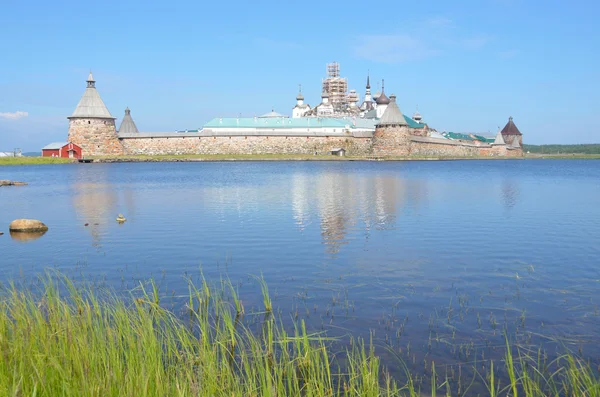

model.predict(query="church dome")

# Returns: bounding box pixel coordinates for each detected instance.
[376,92,390,105]
[296,92,304,101]
[413,111,422,122]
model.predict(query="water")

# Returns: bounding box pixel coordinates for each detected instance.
[1,160,599,375]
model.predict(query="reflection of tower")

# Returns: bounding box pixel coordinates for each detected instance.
[291,173,312,230]
[316,172,353,255]
[70,166,119,248]
[373,177,398,228]
[501,179,520,211]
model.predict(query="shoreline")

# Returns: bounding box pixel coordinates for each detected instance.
[2,153,600,166]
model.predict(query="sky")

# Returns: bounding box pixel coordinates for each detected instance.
[1,0,599,151]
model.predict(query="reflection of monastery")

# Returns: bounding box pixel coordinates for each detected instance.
[54,63,523,157]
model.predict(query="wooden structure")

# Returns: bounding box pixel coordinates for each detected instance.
[42,142,82,159]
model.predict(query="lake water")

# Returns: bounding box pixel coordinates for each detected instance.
[1,160,599,378]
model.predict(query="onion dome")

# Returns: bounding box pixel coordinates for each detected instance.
[375,79,390,105]
[376,92,390,105]
[412,110,422,122]
[296,84,304,101]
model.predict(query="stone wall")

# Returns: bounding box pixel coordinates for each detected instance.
[68,118,123,156]
[372,126,411,156]
[410,141,479,157]
[120,135,372,156]
[410,140,523,157]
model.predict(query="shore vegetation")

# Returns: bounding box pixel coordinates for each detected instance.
[0,273,598,396]
[0,156,72,166]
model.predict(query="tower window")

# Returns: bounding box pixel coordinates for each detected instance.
[88,121,91,124]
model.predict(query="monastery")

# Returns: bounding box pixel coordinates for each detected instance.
[55,64,523,158]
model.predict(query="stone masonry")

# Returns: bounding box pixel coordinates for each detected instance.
[68,118,123,156]
[372,126,412,156]
[120,135,372,156]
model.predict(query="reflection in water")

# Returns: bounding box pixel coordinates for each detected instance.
[70,167,120,248]
[501,179,520,211]
[290,171,425,254]
[9,230,47,242]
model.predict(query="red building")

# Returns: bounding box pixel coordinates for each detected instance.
[41,142,83,159]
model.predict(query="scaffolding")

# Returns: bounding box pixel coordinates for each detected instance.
[322,62,349,111]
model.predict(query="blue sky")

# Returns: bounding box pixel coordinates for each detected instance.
[1,0,599,150]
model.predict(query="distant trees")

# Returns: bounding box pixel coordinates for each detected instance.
[523,144,600,154]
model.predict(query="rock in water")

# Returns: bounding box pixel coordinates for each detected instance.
[9,219,49,232]
[10,230,47,242]
[0,232,4,236]
[0,180,28,187]
[116,214,126,223]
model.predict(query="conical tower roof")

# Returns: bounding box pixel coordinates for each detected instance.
[377,94,407,127]
[118,107,139,134]
[500,116,522,135]
[492,130,505,145]
[69,72,115,119]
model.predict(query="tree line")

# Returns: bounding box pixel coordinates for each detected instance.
[523,144,600,154]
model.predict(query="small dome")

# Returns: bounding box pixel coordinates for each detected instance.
[373,90,381,99]
[321,91,329,98]
[413,111,422,121]
[376,92,390,105]
[296,92,304,101]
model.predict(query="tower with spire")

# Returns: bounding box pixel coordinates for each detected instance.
[360,73,374,111]
[67,72,123,156]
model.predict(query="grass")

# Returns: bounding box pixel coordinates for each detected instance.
[3,153,599,165]
[0,156,72,166]
[0,273,598,396]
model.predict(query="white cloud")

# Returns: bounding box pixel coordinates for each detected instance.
[0,111,28,120]
[352,16,491,64]
[353,34,441,64]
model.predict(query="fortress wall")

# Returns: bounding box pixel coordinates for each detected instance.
[410,141,480,157]
[120,135,372,156]
[68,118,123,156]
[410,141,523,157]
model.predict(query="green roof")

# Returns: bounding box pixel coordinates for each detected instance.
[403,115,426,129]
[445,132,493,143]
[204,117,350,129]
[204,115,425,130]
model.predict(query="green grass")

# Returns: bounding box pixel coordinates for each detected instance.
[0,156,72,166]
[0,273,598,396]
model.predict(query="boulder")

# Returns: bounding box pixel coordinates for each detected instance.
[0,180,28,187]
[9,219,49,232]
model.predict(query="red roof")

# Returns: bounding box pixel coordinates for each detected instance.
[500,117,522,136]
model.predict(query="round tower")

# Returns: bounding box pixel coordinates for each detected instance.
[372,94,411,156]
[67,72,123,156]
